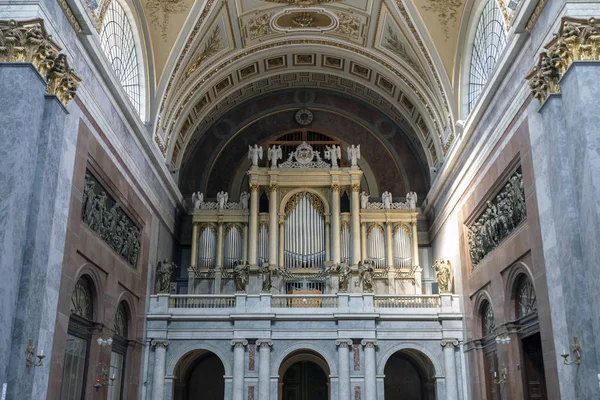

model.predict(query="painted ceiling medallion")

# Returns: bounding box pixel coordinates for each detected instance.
[272,8,337,33]
[295,109,314,126]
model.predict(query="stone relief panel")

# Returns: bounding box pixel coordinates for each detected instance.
[467,168,526,267]
[82,171,141,267]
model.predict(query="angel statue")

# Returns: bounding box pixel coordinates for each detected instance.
[268,145,283,169]
[155,259,176,294]
[260,262,272,292]
[248,144,263,167]
[324,145,341,168]
[406,191,417,209]
[347,144,361,169]
[358,260,374,293]
[337,261,351,292]
[431,259,452,293]
[360,191,369,209]
[191,192,204,209]
[382,191,393,209]
[217,191,228,209]
[240,191,250,209]
[233,261,249,292]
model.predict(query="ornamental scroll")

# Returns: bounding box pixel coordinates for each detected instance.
[0,19,81,106]
[467,169,526,267]
[82,172,141,266]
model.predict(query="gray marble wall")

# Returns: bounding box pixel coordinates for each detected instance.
[528,62,600,399]
[0,64,80,399]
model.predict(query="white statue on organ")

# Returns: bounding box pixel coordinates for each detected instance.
[191,192,204,209]
[248,144,263,167]
[240,192,250,209]
[217,191,228,209]
[360,191,369,209]
[406,191,418,209]
[347,144,360,169]
[382,191,392,209]
[324,145,341,168]
[268,145,282,169]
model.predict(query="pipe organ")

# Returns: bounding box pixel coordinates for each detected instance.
[189,142,422,295]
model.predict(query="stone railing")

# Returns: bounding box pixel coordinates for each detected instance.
[271,294,339,308]
[168,295,236,308]
[374,295,440,308]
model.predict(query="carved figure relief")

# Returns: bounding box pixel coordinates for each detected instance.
[467,169,526,266]
[247,13,273,40]
[334,12,361,39]
[155,259,176,294]
[233,261,249,292]
[82,172,141,266]
[337,262,351,292]
[359,260,374,292]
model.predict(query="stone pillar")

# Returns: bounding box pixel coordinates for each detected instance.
[256,340,273,400]
[151,340,169,400]
[360,223,367,262]
[268,184,278,266]
[350,184,361,266]
[385,221,394,268]
[278,219,285,267]
[216,222,224,268]
[441,340,459,400]
[325,220,331,261]
[411,218,419,267]
[231,339,248,400]
[243,223,248,263]
[191,222,198,267]
[361,340,377,400]
[336,340,352,400]
[249,183,259,265]
[331,184,341,263]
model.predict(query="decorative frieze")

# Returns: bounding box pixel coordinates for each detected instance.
[82,172,141,266]
[0,19,81,105]
[467,169,526,267]
[527,17,600,104]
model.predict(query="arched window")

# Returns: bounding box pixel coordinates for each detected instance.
[516,276,537,318]
[467,0,508,112]
[70,277,94,320]
[481,300,495,336]
[100,0,144,118]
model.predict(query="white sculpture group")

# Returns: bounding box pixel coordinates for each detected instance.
[191,191,249,210]
[249,143,363,169]
[359,191,418,210]
[347,144,360,169]
[248,144,263,167]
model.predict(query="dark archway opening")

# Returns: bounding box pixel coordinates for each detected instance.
[173,351,225,400]
[279,350,330,400]
[383,350,436,400]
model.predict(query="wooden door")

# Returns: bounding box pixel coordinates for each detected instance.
[521,333,547,400]
[282,361,327,400]
[483,350,500,400]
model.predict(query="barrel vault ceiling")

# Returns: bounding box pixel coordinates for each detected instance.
[144,0,475,172]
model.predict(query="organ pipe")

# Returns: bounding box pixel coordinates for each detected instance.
[393,224,413,268]
[367,224,385,269]
[284,193,325,268]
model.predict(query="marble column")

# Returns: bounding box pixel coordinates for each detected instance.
[361,340,377,400]
[249,183,259,265]
[231,339,248,400]
[151,340,169,400]
[216,222,224,268]
[441,340,459,400]
[411,218,419,267]
[256,340,273,400]
[336,340,352,400]
[350,184,361,266]
[268,184,278,266]
[331,185,341,263]
[243,223,248,262]
[385,222,394,268]
[360,223,367,262]
[325,221,331,261]
[191,223,198,267]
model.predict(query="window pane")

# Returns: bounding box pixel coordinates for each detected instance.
[108,351,125,400]
[60,334,88,400]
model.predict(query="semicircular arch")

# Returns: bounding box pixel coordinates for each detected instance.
[377,342,443,377]
[166,342,232,376]
[271,342,337,376]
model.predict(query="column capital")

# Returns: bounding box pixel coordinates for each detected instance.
[331,183,340,192]
[269,183,278,191]
[231,339,249,348]
[440,339,459,349]
[336,339,353,348]
[256,339,273,348]
[361,339,378,348]
[250,183,259,192]
[351,183,360,192]
[151,340,169,349]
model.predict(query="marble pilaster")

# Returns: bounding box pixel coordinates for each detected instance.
[361,339,377,400]
[256,340,272,400]
[441,340,459,400]
[232,339,248,400]
[268,184,278,266]
[249,184,259,265]
[350,186,361,266]
[331,185,341,263]
[151,340,169,400]
[336,339,352,400]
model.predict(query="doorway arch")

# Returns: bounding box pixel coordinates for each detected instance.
[173,350,225,400]
[383,349,436,400]
[278,350,330,400]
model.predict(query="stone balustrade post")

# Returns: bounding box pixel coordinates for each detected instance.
[441,340,459,400]
[231,339,248,400]
[151,340,169,400]
[256,340,273,400]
